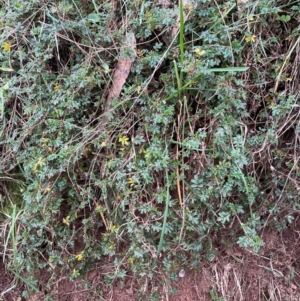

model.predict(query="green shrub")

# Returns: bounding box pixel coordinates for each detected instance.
[0,0,299,298]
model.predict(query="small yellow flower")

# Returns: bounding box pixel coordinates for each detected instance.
[245,35,257,43]
[144,150,151,159]
[186,3,194,11]
[137,49,144,58]
[54,81,60,93]
[2,42,11,52]
[75,252,83,261]
[63,215,70,226]
[41,137,49,148]
[119,135,129,147]
[108,241,115,250]
[286,77,292,82]
[128,177,135,188]
[32,157,45,172]
[194,48,205,57]
[72,268,79,278]
[127,257,134,264]
[95,205,103,213]
[54,109,61,117]
[286,36,292,42]
[109,224,119,233]
[136,85,142,94]
[83,145,91,155]
[145,11,152,20]
[139,146,145,154]
[43,186,52,193]
[248,15,254,21]
[101,141,106,147]
[37,157,45,166]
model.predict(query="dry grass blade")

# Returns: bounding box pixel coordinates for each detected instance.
[274,35,300,93]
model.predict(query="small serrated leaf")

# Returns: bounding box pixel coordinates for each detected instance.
[279,15,291,23]
[59,0,73,13]
[87,13,100,23]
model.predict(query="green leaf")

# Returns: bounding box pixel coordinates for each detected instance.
[87,13,100,23]
[279,15,291,23]
[59,0,73,13]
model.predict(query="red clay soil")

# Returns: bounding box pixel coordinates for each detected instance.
[2,223,300,300]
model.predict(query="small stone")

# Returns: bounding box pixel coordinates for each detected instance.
[179,269,185,278]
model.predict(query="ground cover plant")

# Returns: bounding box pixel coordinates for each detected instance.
[0,0,300,300]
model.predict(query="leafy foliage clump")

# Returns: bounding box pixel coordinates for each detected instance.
[0,0,299,298]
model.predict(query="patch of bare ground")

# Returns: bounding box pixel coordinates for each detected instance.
[167,270,211,301]
[2,220,300,301]
[169,221,300,301]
